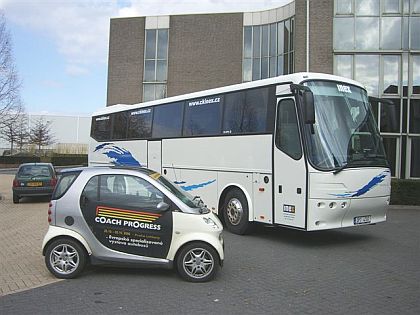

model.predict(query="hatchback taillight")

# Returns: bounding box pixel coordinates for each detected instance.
[50,178,57,187]
[13,179,19,187]
[48,202,52,223]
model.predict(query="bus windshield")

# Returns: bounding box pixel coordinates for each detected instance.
[303,80,388,171]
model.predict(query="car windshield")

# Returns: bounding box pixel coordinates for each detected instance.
[146,171,208,212]
[18,165,52,178]
[302,80,388,171]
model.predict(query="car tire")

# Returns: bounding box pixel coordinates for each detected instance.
[222,188,252,235]
[45,238,87,279]
[176,242,219,282]
[13,193,19,204]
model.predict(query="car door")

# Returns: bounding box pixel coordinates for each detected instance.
[80,174,173,259]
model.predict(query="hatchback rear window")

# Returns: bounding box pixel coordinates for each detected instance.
[52,171,81,200]
[18,165,52,178]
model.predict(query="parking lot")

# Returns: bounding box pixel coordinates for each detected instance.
[0,173,419,314]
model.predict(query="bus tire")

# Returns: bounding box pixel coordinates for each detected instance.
[222,188,252,235]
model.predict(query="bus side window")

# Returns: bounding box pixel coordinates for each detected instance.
[91,115,111,141]
[275,99,302,160]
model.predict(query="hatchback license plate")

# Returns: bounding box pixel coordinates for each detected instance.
[354,215,371,225]
[27,182,43,187]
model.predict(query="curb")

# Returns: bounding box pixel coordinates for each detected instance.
[389,205,420,211]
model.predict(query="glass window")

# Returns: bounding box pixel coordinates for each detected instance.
[413,55,420,94]
[381,17,401,50]
[156,60,167,82]
[112,112,128,140]
[412,0,420,12]
[243,59,252,82]
[54,171,81,200]
[335,55,353,78]
[261,57,269,79]
[355,0,380,15]
[244,26,252,59]
[380,99,401,132]
[270,24,277,56]
[411,18,420,49]
[355,17,379,50]
[410,99,420,133]
[275,98,302,159]
[334,18,354,50]
[91,115,111,141]
[143,84,154,102]
[269,56,277,78]
[382,137,397,176]
[152,102,184,138]
[99,175,164,209]
[284,53,289,74]
[355,55,380,96]
[383,55,400,94]
[290,18,294,51]
[157,29,168,59]
[144,60,155,82]
[284,19,290,53]
[252,58,260,80]
[262,25,269,57]
[410,137,420,177]
[402,17,409,50]
[155,84,166,100]
[384,0,401,13]
[277,55,284,75]
[128,107,153,139]
[145,30,156,59]
[277,21,284,54]
[183,96,222,136]
[336,0,353,14]
[222,88,269,135]
[253,26,261,58]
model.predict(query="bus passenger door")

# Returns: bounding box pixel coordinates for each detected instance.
[273,98,307,229]
[148,141,162,172]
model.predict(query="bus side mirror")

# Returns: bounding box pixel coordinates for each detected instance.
[303,91,315,124]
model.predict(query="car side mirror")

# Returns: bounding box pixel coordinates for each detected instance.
[156,201,170,212]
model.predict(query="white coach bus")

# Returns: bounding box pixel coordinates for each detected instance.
[89,72,391,234]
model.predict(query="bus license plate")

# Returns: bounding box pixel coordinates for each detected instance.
[27,182,43,187]
[353,215,371,225]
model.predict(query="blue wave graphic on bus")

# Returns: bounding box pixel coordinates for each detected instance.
[94,143,141,166]
[177,179,216,192]
[332,170,390,198]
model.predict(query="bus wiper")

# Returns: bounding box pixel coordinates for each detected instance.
[333,163,348,175]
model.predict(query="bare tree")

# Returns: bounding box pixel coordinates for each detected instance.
[0,103,25,154]
[0,12,22,129]
[29,117,55,155]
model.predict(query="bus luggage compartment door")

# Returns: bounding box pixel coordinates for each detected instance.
[148,141,162,172]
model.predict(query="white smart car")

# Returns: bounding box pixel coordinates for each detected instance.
[42,167,224,282]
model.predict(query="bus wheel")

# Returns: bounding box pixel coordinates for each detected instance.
[222,188,251,235]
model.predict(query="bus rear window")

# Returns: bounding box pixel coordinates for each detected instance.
[91,115,111,141]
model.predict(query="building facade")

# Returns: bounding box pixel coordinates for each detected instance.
[107,0,420,178]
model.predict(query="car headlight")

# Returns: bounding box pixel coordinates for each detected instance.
[202,217,219,229]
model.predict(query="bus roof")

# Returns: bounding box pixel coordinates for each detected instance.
[94,72,365,116]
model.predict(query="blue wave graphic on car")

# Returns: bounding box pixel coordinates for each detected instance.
[332,170,390,198]
[94,143,141,166]
[177,179,216,192]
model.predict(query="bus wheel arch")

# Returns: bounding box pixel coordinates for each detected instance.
[218,185,253,235]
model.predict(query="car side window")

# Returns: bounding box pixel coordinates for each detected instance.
[99,175,165,210]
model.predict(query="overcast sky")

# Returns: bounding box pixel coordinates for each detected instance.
[0,0,291,115]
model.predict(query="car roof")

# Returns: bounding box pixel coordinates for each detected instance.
[19,163,53,167]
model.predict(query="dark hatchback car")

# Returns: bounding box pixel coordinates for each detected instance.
[12,163,57,203]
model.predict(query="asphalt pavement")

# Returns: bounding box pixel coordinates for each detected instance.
[0,174,419,315]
